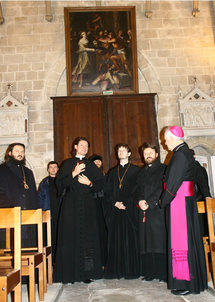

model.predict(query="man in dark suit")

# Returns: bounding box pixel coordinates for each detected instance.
[38,160,59,262]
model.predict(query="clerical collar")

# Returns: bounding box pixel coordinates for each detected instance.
[75,156,85,160]
[120,161,129,168]
[173,142,186,152]
[147,158,159,168]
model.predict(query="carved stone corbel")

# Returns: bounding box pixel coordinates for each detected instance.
[192,0,200,17]
[145,0,152,18]
[45,1,53,22]
[0,2,5,25]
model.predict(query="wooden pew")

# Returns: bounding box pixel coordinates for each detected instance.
[206,198,215,288]
[197,201,210,282]
[0,207,21,302]
[21,209,44,302]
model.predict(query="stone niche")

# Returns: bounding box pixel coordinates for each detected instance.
[178,85,215,138]
[0,87,28,146]
[177,83,215,196]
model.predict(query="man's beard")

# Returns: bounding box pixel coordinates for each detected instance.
[9,155,26,166]
[145,157,157,165]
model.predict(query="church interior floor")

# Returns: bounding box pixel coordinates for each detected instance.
[10,276,215,302]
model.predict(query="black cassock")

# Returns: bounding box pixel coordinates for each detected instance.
[0,160,39,247]
[194,160,211,236]
[194,160,211,201]
[160,143,207,293]
[54,157,104,283]
[0,161,38,209]
[136,159,167,281]
[92,174,108,268]
[104,163,140,279]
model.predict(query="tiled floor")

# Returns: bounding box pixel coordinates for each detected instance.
[56,278,214,302]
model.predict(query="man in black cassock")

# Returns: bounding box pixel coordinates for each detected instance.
[136,143,167,282]
[38,161,60,264]
[89,154,108,269]
[104,144,140,279]
[54,137,104,284]
[160,126,208,296]
[190,149,211,236]
[0,142,38,247]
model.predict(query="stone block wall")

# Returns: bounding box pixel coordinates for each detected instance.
[0,1,214,184]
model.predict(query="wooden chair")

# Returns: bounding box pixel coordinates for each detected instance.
[0,207,21,302]
[21,209,44,302]
[1,209,44,302]
[206,198,215,288]
[42,210,53,293]
[197,201,210,282]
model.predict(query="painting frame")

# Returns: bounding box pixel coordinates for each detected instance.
[64,6,138,96]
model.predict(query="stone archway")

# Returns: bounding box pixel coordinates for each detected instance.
[44,50,162,99]
[137,50,162,94]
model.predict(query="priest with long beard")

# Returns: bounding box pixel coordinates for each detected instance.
[136,143,167,282]
[0,142,38,247]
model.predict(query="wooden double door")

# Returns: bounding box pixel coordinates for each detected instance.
[52,93,158,172]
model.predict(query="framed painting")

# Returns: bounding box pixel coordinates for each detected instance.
[64,6,138,96]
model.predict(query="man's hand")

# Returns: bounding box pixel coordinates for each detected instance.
[72,162,86,178]
[78,174,91,186]
[138,200,149,211]
[115,201,126,210]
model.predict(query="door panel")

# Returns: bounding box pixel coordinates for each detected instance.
[53,96,109,170]
[52,94,158,173]
[107,94,158,168]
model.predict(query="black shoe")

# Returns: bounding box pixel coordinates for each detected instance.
[171,289,190,296]
[83,279,93,284]
[142,277,154,281]
[159,279,165,283]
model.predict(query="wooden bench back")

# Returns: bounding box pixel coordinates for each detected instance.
[42,210,51,247]
[0,207,21,270]
[206,198,215,243]
[21,209,43,253]
[197,201,206,214]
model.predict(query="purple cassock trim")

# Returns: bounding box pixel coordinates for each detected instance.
[170,181,194,281]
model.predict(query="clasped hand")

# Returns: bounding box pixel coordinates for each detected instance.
[138,200,149,211]
[115,201,126,210]
[78,174,91,186]
[72,162,85,178]
[72,163,91,186]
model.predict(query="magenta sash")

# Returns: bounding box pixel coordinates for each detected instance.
[170,181,194,281]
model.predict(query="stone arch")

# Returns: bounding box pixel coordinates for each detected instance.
[189,142,215,156]
[188,136,215,156]
[137,50,162,94]
[44,52,67,99]
[44,50,162,99]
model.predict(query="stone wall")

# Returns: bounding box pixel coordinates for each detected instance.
[0,1,215,184]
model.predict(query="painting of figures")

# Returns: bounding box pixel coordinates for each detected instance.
[64,6,138,95]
